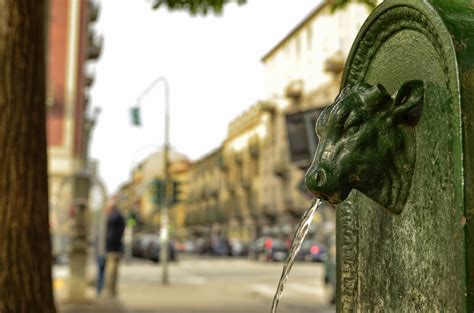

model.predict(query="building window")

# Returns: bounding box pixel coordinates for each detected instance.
[306,25,313,52]
[296,36,301,60]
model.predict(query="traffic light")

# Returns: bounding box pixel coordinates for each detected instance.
[150,179,165,206]
[171,180,183,205]
[130,106,141,126]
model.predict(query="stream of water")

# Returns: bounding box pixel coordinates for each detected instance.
[271,198,322,313]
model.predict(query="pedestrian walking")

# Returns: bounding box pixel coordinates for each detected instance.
[94,203,107,297]
[102,201,125,298]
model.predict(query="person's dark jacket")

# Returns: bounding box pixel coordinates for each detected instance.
[106,208,126,253]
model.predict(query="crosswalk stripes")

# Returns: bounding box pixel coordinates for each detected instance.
[250,282,328,301]
[251,284,276,298]
[121,274,208,285]
[289,282,326,296]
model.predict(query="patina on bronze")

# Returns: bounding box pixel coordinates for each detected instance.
[304,0,474,311]
[306,80,423,214]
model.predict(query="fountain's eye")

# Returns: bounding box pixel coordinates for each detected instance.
[344,113,361,136]
[345,123,361,136]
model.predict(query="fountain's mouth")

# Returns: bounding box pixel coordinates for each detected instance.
[313,190,346,205]
[317,193,329,202]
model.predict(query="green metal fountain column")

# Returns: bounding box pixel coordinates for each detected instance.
[304,0,474,311]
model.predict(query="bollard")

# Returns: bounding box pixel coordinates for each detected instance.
[305,0,474,311]
[68,172,91,301]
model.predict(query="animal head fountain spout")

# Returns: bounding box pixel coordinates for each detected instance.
[305,80,424,214]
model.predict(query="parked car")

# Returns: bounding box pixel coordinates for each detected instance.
[296,239,326,262]
[229,239,248,257]
[174,240,187,253]
[194,237,209,255]
[182,239,196,253]
[211,237,231,256]
[197,237,231,256]
[248,236,288,262]
[132,234,155,259]
[146,236,177,263]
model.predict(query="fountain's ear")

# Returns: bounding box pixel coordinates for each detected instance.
[392,80,424,126]
[360,84,391,109]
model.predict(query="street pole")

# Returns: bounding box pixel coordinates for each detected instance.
[136,76,170,285]
[162,78,170,285]
[69,107,101,300]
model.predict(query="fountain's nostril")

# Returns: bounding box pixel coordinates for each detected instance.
[315,169,326,187]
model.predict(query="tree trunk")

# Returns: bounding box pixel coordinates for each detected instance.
[0,0,56,312]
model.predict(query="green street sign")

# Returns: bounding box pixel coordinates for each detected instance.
[130,106,141,126]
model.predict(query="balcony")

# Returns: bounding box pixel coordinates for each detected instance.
[262,207,277,223]
[234,153,243,165]
[285,80,304,101]
[185,211,196,226]
[249,192,259,211]
[206,207,218,224]
[227,182,236,194]
[210,189,219,199]
[273,159,288,179]
[83,92,90,110]
[186,192,195,203]
[87,31,103,60]
[202,188,211,200]
[224,198,241,220]
[196,210,206,225]
[233,208,244,222]
[287,207,304,219]
[240,178,251,190]
[259,100,275,114]
[88,0,100,23]
[324,51,345,75]
[218,155,228,171]
[216,207,228,223]
[249,136,259,158]
[85,72,95,87]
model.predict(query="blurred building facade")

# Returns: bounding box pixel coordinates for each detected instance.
[186,148,225,238]
[112,3,373,245]
[47,0,102,255]
[262,3,368,101]
[257,2,371,241]
[183,2,371,243]
[116,149,190,235]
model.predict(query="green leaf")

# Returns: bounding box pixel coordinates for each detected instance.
[151,0,247,16]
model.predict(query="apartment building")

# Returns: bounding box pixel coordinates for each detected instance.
[47,0,102,254]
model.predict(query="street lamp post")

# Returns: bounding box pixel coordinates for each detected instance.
[135,76,170,285]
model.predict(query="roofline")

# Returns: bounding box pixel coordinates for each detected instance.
[260,3,328,62]
[191,145,223,167]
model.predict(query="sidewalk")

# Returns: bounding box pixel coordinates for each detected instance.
[54,258,335,313]
[59,298,127,313]
[56,280,334,313]
[54,264,126,313]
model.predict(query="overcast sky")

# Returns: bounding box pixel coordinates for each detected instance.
[89,0,321,194]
